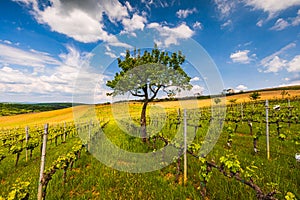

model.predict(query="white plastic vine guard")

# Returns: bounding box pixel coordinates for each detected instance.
[296,153,300,162]
[273,105,280,110]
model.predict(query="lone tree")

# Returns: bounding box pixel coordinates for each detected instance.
[106,45,192,142]
[280,90,290,99]
[249,91,261,101]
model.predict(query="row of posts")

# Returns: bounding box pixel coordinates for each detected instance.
[24,122,67,162]
[36,121,91,200]
[34,101,285,198]
[182,100,275,184]
[34,122,67,200]
[265,99,290,160]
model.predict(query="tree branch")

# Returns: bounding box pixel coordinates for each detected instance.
[130,90,145,97]
[150,85,162,101]
[162,85,172,95]
[149,84,156,94]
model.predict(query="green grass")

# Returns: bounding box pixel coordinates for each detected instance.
[0,135,81,199]
[1,102,300,199]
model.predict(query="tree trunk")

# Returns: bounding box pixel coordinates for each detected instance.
[140,101,148,142]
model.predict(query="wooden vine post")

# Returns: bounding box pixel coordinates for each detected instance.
[183,109,187,185]
[38,123,48,200]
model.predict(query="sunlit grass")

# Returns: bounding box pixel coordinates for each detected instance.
[0,90,300,199]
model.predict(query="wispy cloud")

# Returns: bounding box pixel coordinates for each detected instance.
[0,44,111,102]
[125,1,134,12]
[1,40,12,45]
[214,0,236,18]
[260,43,300,73]
[104,45,118,58]
[193,21,203,30]
[221,19,232,29]
[260,43,296,65]
[270,10,300,30]
[176,8,197,19]
[270,18,289,30]
[291,9,300,25]
[141,0,170,10]
[0,43,60,72]
[281,74,300,86]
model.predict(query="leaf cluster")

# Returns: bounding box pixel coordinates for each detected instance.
[106,46,192,100]
[0,178,30,200]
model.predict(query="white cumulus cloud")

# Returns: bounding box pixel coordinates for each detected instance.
[12,0,134,46]
[121,13,147,36]
[243,0,300,26]
[236,84,248,91]
[230,50,253,64]
[287,55,300,72]
[147,23,194,47]
[244,0,300,17]
[191,77,200,82]
[263,56,287,73]
[259,43,300,73]
[191,85,204,94]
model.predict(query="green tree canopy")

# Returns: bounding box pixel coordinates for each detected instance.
[249,91,261,101]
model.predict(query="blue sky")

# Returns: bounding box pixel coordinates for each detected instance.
[0,0,300,103]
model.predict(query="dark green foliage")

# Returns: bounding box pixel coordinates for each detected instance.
[249,92,261,101]
[0,103,74,116]
[106,46,192,99]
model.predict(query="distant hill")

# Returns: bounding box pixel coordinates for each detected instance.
[0,102,76,116]
[1,85,299,116]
